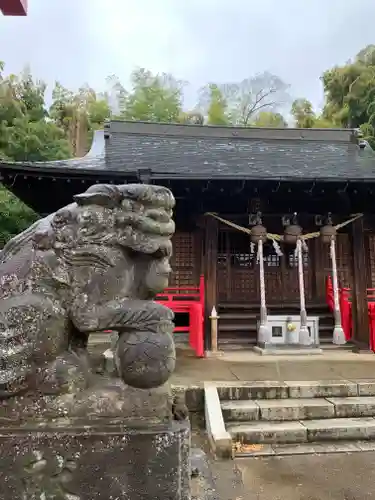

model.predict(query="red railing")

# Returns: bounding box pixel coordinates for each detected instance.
[102,275,205,358]
[326,277,375,350]
[156,275,205,357]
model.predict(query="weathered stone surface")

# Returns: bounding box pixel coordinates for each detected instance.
[172,385,204,412]
[217,381,289,401]
[0,419,191,500]
[0,184,193,498]
[221,400,259,422]
[0,183,176,398]
[227,421,307,444]
[304,417,375,441]
[356,380,375,396]
[326,397,375,418]
[286,380,358,398]
[190,448,219,500]
[256,398,335,421]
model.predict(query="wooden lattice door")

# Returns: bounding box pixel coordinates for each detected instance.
[217,230,258,303]
[170,232,198,287]
[281,242,312,303]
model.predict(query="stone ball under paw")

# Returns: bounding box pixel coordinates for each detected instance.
[115,330,176,389]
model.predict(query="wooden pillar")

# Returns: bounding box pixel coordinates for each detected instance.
[204,216,218,350]
[350,217,371,352]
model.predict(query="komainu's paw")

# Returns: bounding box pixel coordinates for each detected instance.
[172,394,189,421]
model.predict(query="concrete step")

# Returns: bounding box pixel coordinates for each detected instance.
[327,397,375,418]
[233,440,375,458]
[228,417,375,445]
[222,398,336,421]
[222,396,375,421]
[216,380,364,401]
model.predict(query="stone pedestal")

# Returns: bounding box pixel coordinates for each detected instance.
[0,419,191,500]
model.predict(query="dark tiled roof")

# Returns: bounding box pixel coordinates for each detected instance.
[105,122,375,181]
[0,130,106,173]
[2,122,375,182]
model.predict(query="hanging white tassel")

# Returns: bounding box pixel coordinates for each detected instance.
[301,239,309,253]
[271,238,283,257]
[250,241,255,255]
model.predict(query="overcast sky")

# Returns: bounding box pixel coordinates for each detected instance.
[1,0,375,113]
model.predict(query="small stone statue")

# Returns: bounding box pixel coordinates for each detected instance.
[0,183,187,421]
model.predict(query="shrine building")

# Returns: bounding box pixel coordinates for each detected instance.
[2,121,375,355]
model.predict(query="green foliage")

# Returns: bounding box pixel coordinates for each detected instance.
[0,61,72,244]
[252,111,287,128]
[291,99,316,128]
[1,116,71,162]
[319,45,375,145]
[120,68,184,123]
[0,187,38,247]
[290,98,337,129]
[206,84,229,125]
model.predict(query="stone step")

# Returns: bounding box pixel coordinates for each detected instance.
[233,440,375,458]
[327,397,375,418]
[222,398,336,421]
[216,380,370,401]
[222,396,375,421]
[228,417,375,445]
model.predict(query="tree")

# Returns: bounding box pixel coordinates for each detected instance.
[201,72,290,126]
[321,46,375,128]
[50,83,110,156]
[178,111,204,125]
[252,111,287,128]
[105,74,127,117]
[291,99,316,128]
[206,84,229,125]
[0,61,71,245]
[320,45,375,146]
[0,187,38,247]
[0,62,72,160]
[120,68,184,123]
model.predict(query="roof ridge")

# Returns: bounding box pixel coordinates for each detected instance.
[107,120,356,143]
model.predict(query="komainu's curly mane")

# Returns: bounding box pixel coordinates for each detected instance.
[0,184,175,268]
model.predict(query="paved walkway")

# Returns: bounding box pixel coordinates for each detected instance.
[89,335,375,386]
[171,348,375,386]
[211,451,375,499]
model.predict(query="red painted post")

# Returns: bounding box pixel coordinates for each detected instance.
[0,0,27,16]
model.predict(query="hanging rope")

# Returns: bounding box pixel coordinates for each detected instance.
[205,212,363,248]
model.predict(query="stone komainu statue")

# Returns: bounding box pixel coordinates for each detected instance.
[0,183,176,397]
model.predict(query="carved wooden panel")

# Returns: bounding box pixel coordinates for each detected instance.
[170,231,197,287]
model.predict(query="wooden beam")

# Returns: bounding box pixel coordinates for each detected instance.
[0,0,27,15]
[204,216,218,350]
[350,217,371,352]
